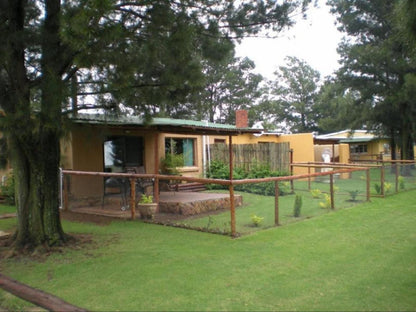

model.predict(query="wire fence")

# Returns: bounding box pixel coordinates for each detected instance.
[61,160,414,237]
[62,164,373,237]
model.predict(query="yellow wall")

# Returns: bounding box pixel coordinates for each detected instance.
[350,139,389,161]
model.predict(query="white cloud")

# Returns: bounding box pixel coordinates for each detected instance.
[235,0,343,79]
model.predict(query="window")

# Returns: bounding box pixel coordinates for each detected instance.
[350,144,367,154]
[165,138,195,166]
[104,136,143,172]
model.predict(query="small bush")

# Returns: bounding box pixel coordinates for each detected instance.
[374,183,381,194]
[251,214,264,227]
[293,194,302,217]
[398,176,405,190]
[310,189,322,199]
[206,160,289,196]
[319,194,331,209]
[348,190,359,201]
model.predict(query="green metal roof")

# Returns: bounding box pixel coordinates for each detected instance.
[71,113,260,135]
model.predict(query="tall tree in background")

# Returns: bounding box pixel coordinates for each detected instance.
[196,54,263,125]
[314,79,358,133]
[0,0,312,250]
[262,56,321,133]
[328,0,416,160]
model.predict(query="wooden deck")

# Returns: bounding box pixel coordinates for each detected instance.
[68,191,242,220]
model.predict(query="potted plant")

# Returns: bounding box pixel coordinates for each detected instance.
[159,154,184,191]
[137,194,158,220]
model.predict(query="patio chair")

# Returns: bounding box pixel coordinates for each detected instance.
[126,166,154,195]
[102,176,130,209]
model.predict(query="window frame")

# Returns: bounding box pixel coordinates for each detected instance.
[164,137,196,167]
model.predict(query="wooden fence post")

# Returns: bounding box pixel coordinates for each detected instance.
[380,162,385,197]
[307,166,311,190]
[274,181,279,226]
[366,169,370,201]
[290,149,294,192]
[229,184,236,237]
[395,163,400,193]
[330,173,335,210]
[130,178,136,220]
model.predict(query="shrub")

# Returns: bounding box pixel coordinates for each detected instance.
[374,183,381,194]
[206,160,289,196]
[319,194,331,209]
[398,176,405,190]
[251,214,264,227]
[348,190,359,201]
[384,182,392,194]
[310,189,322,199]
[293,194,302,217]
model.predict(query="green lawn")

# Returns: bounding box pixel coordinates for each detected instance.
[1,190,415,311]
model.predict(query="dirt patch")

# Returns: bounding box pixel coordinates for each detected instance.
[0,233,97,261]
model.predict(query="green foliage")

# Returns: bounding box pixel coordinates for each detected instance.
[139,194,153,204]
[384,182,392,194]
[0,171,15,205]
[398,175,405,190]
[206,160,289,196]
[310,188,322,199]
[293,194,302,217]
[327,0,416,159]
[250,214,264,227]
[348,190,359,201]
[264,56,321,133]
[374,183,381,195]
[319,194,331,210]
[374,182,393,195]
[160,154,184,175]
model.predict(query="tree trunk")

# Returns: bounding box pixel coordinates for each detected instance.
[5,0,67,249]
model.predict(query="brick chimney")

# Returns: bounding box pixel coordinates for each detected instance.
[235,110,248,128]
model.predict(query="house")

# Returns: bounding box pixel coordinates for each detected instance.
[61,112,261,205]
[314,130,391,162]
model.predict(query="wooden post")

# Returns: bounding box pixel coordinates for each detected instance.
[307,166,311,190]
[289,149,294,192]
[395,162,400,193]
[130,178,136,220]
[229,184,236,237]
[380,162,385,197]
[330,173,335,210]
[0,273,87,312]
[229,135,233,180]
[366,169,370,201]
[228,135,236,237]
[274,181,279,226]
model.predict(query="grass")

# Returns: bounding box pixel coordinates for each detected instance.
[1,190,416,311]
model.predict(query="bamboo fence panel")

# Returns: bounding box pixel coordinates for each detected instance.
[208,142,290,172]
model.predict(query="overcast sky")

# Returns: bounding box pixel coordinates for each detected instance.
[235,0,344,80]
